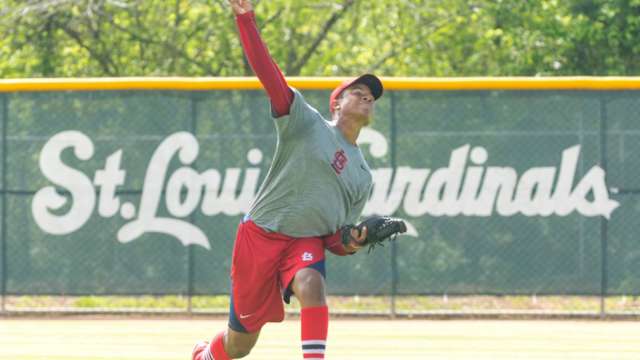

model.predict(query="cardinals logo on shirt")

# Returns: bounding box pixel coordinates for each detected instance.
[331,149,348,174]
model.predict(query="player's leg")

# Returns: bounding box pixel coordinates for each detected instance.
[192,328,259,360]
[219,285,263,358]
[191,328,260,360]
[224,327,260,358]
[292,268,329,359]
[283,238,329,359]
[291,267,327,307]
[193,219,288,359]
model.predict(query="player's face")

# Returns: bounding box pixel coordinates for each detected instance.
[338,83,375,124]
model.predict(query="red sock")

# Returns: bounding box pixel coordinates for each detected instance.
[301,306,328,359]
[206,331,230,360]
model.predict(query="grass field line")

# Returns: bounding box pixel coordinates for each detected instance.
[1,319,639,360]
[6,295,640,314]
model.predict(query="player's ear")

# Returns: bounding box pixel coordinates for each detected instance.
[332,100,340,112]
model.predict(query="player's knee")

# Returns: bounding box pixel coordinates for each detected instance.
[293,269,326,306]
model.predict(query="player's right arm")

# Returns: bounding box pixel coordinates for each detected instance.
[229,0,293,117]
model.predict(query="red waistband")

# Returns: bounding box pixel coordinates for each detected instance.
[241,219,323,242]
[241,219,296,241]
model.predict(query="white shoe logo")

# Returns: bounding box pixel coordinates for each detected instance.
[302,252,314,262]
[239,313,254,319]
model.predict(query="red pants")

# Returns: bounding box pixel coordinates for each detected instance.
[229,220,325,333]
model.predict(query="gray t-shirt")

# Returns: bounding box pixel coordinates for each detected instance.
[248,88,373,237]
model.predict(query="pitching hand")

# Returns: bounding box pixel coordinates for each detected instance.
[228,0,253,15]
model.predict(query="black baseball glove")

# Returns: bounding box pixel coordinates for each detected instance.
[341,216,407,253]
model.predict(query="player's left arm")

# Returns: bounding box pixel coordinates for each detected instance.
[323,226,367,256]
[322,194,369,255]
[323,193,408,255]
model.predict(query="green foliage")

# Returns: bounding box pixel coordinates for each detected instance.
[1,0,638,77]
[561,0,640,74]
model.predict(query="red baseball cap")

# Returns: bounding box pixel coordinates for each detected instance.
[329,74,384,113]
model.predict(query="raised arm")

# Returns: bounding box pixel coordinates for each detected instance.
[229,0,293,117]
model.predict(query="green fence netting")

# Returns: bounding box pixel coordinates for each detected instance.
[1,89,638,297]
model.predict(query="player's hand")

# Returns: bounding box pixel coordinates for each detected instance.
[228,0,253,15]
[343,226,367,253]
[340,216,407,254]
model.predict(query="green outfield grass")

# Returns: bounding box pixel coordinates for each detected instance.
[6,295,640,313]
[1,318,639,360]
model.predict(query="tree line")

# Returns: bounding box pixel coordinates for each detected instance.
[1,0,639,78]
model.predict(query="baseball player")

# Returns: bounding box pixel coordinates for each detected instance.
[192,0,384,358]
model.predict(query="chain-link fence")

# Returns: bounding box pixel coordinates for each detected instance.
[0,79,638,317]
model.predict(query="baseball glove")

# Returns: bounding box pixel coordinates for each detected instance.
[341,216,407,253]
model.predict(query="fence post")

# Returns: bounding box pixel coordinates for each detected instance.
[389,91,398,319]
[1,94,7,313]
[599,94,609,318]
[186,94,199,314]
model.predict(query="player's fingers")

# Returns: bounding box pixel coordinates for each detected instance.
[228,0,244,13]
[229,0,252,12]
[359,226,368,241]
[349,228,364,248]
[352,226,367,243]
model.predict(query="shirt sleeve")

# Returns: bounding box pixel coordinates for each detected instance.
[273,88,324,140]
[235,11,293,117]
